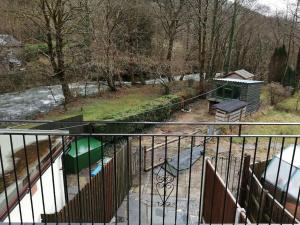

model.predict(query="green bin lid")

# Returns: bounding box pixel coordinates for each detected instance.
[67,137,102,158]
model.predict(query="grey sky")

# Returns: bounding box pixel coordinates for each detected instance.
[258,0,296,12]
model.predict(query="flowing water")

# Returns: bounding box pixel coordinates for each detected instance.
[0,74,200,121]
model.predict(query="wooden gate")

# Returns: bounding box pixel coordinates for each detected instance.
[42,146,132,223]
[202,159,248,223]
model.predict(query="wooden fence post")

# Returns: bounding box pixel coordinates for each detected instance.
[239,154,251,208]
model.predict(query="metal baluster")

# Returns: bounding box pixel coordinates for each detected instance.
[0,147,10,222]
[87,135,94,223]
[100,136,106,225]
[198,137,206,224]
[209,137,220,225]
[256,137,272,224]
[162,136,168,225]
[233,137,246,223]
[48,135,58,222]
[268,138,286,225]
[150,136,155,225]
[35,135,46,222]
[61,136,70,223]
[9,134,22,223]
[175,136,181,225]
[74,136,82,223]
[221,137,233,224]
[22,135,35,221]
[114,137,118,225]
[186,136,194,225]
[127,136,130,225]
[139,135,142,224]
[244,137,259,225]
[293,186,300,224]
[280,138,298,224]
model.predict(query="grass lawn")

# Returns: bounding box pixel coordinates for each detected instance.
[38,86,165,121]
[35,80,200,123]
[244,109,300,135]
[234,90,300,143]
[237,87,300,136]
[276,92,300,113]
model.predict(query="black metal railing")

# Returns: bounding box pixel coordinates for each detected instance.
[0,121,300,224]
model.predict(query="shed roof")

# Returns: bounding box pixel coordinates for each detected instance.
[213,99,247,113]
[225,69,255,80]
[214,78,264,84]
[275,145,300,169]
[0,34,21,47]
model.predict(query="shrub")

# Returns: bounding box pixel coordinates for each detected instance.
[93,94,181,137]
[267,82,292,106]
[24,43,48,61]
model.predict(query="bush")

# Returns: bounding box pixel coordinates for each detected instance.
[267,82,292,106]
[93,94,181,136]
[24,43,48,61]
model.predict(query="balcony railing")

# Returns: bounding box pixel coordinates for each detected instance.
[0,121,300,224]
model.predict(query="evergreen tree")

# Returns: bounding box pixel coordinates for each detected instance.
[268,45,288,83]
[295,47,300,89]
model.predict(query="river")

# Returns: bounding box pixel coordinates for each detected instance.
[0,74,200,121]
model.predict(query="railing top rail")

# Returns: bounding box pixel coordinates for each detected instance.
[0,132,300,138]
[2,120,300,126]
[0,129,69,135]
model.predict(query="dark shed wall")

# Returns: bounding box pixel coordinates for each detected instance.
[209,80,263,114]
[245,84,263,114]
[210,80,248,99]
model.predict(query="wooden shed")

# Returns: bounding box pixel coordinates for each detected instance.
[208,78,264,115]
[224,69,255,80]
[213,99,247,122]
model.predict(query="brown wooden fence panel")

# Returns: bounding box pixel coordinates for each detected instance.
[42,147,131,223]
[240,160,300,224]
[203,159,247,223]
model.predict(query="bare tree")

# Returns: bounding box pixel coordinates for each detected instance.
[153,0,187,81]
[189,0,209,91]
[224,0,239,73]
[36,0,74,103]
[93,0,127,91]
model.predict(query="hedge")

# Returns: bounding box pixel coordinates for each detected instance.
[92,94,181,135]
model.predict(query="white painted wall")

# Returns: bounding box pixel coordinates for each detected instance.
[0,134,49,173]
[3,153,66,222]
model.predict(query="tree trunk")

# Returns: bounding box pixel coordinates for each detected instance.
[80,0,93,63]
[41,0,73,104]
[197,5,203,88]
[224,0,238,73]
[107,75,117,92]
[167,34,175,61]
[282,0,300,83]
[199,0,208,93]
[208,0,219,78]
[208,32,219,78]
[139,73,146,85]
[61,78,72,104]
[166,34,175,82]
